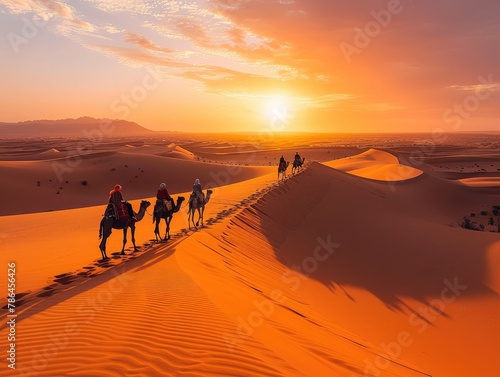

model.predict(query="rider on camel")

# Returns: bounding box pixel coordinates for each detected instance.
[279,155,286,169]
[294,152,301,164]
[192,178,204,205]
[157,182,173,211]
[109,184,136,220]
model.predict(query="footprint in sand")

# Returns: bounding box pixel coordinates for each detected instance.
[98,262,114,268]
[37,290,55,297]
[2,292,29,309]
[54,272,72,279]
[54,275,77,285]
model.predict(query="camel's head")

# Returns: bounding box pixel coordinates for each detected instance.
[207,189,213,195]
[140,200,151,208]
[177,196,185,203]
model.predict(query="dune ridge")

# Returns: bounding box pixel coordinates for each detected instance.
[176,161,500,377]
[459,177,500,187]
[325,149,423,181]
[0,150,273,215]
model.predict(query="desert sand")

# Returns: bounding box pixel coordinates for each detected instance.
[0,132,499,377]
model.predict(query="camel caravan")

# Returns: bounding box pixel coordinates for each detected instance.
[99,153,305,260]
[98,179,211,260]
[278,152,305,181]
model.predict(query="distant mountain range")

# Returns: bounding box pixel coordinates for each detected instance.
[0,117,154,137]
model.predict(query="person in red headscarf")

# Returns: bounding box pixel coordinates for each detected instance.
[109,184,124,205]
[108,184,135,220]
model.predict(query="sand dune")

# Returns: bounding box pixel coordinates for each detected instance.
[2,158,498,376]
[459,177,500,187]
[0,169,428,377]
[0,134,499,377]
[177,162,500,377]
[325,149,423,181]
[0,151,273,215]
[162,143,196,160]
[39,148,61,154]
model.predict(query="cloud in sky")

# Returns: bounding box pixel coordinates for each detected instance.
[1,0,93,29]
[1,0,499,131]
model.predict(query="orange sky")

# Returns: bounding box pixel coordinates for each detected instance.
[0,0,499,133]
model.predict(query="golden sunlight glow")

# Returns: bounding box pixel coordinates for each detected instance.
[264,95,290,131]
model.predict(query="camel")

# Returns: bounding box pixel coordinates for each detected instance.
[153,196,185,241]
[188,190,213,229]
[98,200,151,260]
[278,161,290,181]
[292,157,305,175]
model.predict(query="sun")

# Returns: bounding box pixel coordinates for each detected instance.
[264,95,290,131]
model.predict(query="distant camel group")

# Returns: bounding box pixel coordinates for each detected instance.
[278,156,306,181]
[98,189,212,260]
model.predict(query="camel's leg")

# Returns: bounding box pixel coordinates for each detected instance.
[130,224,138,252]
[99,236,108,260]
[154,217,160,242]
[121,227,128,255]
[188,208,194,229]
[192,209,198,228]
[165,217,171,240]
[195,208,201,227]
[99,221,111,260]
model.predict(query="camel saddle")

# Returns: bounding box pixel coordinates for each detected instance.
[105,203,129,220]
[191,192,204,206]
[156,199,173,212]
[196,192,205,206]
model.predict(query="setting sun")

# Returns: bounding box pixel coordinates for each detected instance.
[264,95,290,131]
[1,0,498,133]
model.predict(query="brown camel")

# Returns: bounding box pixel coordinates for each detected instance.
[188,189,213,229]
[278,161,290,181]
[98,200,151,260]
[153,196,185,241]
[292,157,305,175]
